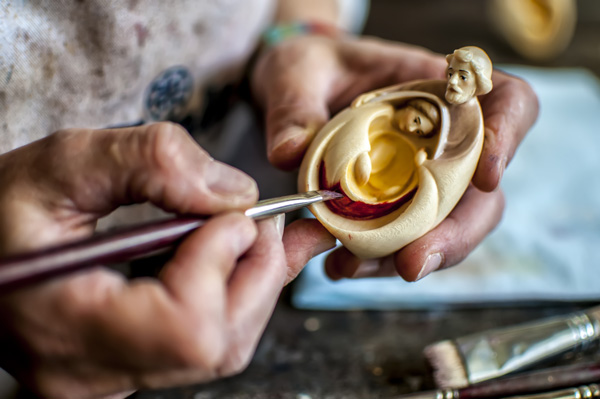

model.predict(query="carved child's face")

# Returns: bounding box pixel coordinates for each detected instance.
[445,58,477,104]
[394,106,435,136]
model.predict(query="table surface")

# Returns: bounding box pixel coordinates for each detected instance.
[136,303,596,399]
[132,1,600,398]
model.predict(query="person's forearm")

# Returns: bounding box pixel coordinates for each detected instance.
[275,0,339,26]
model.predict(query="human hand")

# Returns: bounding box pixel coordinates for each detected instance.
[251,35,538,281]
[0,123,333,398]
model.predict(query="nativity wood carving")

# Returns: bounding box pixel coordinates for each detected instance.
[298,46,493,259]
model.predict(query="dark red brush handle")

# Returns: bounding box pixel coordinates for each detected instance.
[0,190,340,292]
[460,362,600,398]
[0,217,204,291]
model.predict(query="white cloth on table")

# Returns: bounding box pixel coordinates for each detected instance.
[292,66,600,310]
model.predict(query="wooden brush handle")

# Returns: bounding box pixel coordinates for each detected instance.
[0,217,204,291]
[0,190,337,292]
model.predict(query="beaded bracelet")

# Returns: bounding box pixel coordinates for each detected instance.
[262,21,344,48]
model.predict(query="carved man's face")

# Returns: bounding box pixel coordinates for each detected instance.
[445,58,477,104]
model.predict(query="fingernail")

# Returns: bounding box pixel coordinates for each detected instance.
[206,160,257,197]
[351,259,381,279]
[416,253,443,281]
[273,213,285,238]
[270,126,308,155]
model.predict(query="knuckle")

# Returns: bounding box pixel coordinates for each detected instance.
[54,270,125,324]
[43,129,92,166]
[266,97,327,139]
[259,251,287,287]
[143,122,191,172]
[513,76,536,98]
[28,374,60,398]
[513,78,534,99]
[220,342,254,377]
[493,189,506,221]
[27,372,88,399]
[505,78,540,119]
[47,128,86,150]
[166,319,226,372]
[267,90,314,118]
[54,276,98,321]
[225,356,253,377]
[264,39,309,67]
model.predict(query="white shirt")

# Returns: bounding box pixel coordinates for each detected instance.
[0,0,275,153]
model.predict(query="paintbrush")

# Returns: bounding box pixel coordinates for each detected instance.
[0,190,341,291]
[397,361,600,399]
[504,383,600,399]
[424,306,600,388]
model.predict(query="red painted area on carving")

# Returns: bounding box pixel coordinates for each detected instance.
[319,162,417,220]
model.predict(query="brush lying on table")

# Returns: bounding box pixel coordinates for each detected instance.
[512,384,600,399]
[0,190,341,291]
[398,361,600,399]
[404,383,600,399]
[424,306,600,388]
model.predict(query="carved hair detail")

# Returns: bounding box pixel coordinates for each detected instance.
[446,46,493,96]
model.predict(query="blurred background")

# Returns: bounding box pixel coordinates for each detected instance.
[364,0,600,76]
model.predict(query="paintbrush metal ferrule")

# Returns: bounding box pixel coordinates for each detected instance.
[245,190,342,219]
[396,390,458,399]
[425,307,600,388]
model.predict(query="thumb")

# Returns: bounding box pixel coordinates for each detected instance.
[97,122,259,215]
[265,90,329,170]
[254,43,335,170]
[24,122,258,216]
[0,123,259,255]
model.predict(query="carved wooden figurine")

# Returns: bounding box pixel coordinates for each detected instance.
[298,46,493,259]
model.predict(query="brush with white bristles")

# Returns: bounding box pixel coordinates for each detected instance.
[423,340,469,388]
[423,306,600,389]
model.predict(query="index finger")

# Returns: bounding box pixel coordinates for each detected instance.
[473,71,539,192]
[218,216,287,376]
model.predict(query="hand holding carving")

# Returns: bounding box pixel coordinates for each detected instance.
[299,47,493,259]
[253,36,537,280]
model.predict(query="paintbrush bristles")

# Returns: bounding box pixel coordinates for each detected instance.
[318,190,343,201]
[424,340,469,389]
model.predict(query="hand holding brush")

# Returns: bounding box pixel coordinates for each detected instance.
[0,124,338,398]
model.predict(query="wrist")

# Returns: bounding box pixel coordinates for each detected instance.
[274,0,370,34]
[262,20,346,49]
[275,0,339,28]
